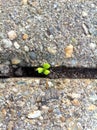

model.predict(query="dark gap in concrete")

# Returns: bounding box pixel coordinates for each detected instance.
[0,66,97,79]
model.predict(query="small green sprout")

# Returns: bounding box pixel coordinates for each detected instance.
[36,63,51,75]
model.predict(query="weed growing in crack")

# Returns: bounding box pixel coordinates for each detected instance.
[36,63,50,75]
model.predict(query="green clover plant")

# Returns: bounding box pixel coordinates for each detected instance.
[36,63,51,75]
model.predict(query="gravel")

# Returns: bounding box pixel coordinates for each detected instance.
[29,51,37,60]
[0,0,97,67]
[7,30,17,40]
[1,39,12,48]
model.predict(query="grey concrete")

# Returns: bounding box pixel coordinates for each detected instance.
[0,0,97,67]
[0,78,97,130]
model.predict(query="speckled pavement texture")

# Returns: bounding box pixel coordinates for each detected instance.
[1,1,97,130]
[0,78,97,130]
[0,0,97,67]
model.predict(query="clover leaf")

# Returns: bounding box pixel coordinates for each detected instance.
[36,63,51,75]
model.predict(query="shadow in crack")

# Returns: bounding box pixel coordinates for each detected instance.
[0,66,97,79]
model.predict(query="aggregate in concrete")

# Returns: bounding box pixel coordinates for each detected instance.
[0,0,97,67]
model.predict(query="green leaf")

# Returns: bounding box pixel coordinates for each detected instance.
[43,63,50,69]
[44,70,50,75]
[37,67,44,73]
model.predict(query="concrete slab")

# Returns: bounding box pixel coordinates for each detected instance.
[0,0,97,67]
[0,78,97,129]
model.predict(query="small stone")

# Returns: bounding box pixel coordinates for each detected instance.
[16,101,25,107]
[89,43,96,50]
[72,99,80,106]
[89,95,97,102]
[1,109,6,117]
[60,116,66,122]
[53,3,58,9]
[47,46,57,54]
[0,64,10,75]
[7,30,17,40]
[47,27,54,36]
[22,0,28,4]
[82,11,88,17]
[36,96,42,103]
[47,81,54,87]
[38,9,43,15]
[44,88,59,101]
[10,109,16,117]
[0,47,3,51]
[11,58,21,65]
[42,106,49,112]
[27,110,41,119]
[12,88,18,93]
[29,52,37,60]
[14,42,20,49]
[91,4,95,8]
[71,59,77,66]
[89,27,97,36]
[32,2,38,7]
[22,34,28,40]
[39,116,43,120]
[68,93,81,99]
[82,23,89,35]
[1,39,12,48]
[24,46,29,52]
[69,122,82,130]
[0,84,5,89]
[65,44,73,58]
[7,121,14,130]
[62,99,71,106]
[88,105,96,111]
[48,108,53,113]
[54,108,61,115]
[94,113,97,119]
[71,37,77,44]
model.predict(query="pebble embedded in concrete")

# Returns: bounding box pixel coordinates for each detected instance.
[27,110,41,119]
[29,52,37,60]
[7,30,17,40]
[1,39,12,48]
[11,58,21,65]
[14,42,20,49]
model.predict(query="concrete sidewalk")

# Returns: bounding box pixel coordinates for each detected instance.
[0,78,97,130]
[0,0,97,67]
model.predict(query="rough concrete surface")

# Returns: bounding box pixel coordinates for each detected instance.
[1,1,97,130]
[0,0,97,67]
[0,78,97,130]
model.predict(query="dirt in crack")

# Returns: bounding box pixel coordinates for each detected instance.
[0,65,97,79]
